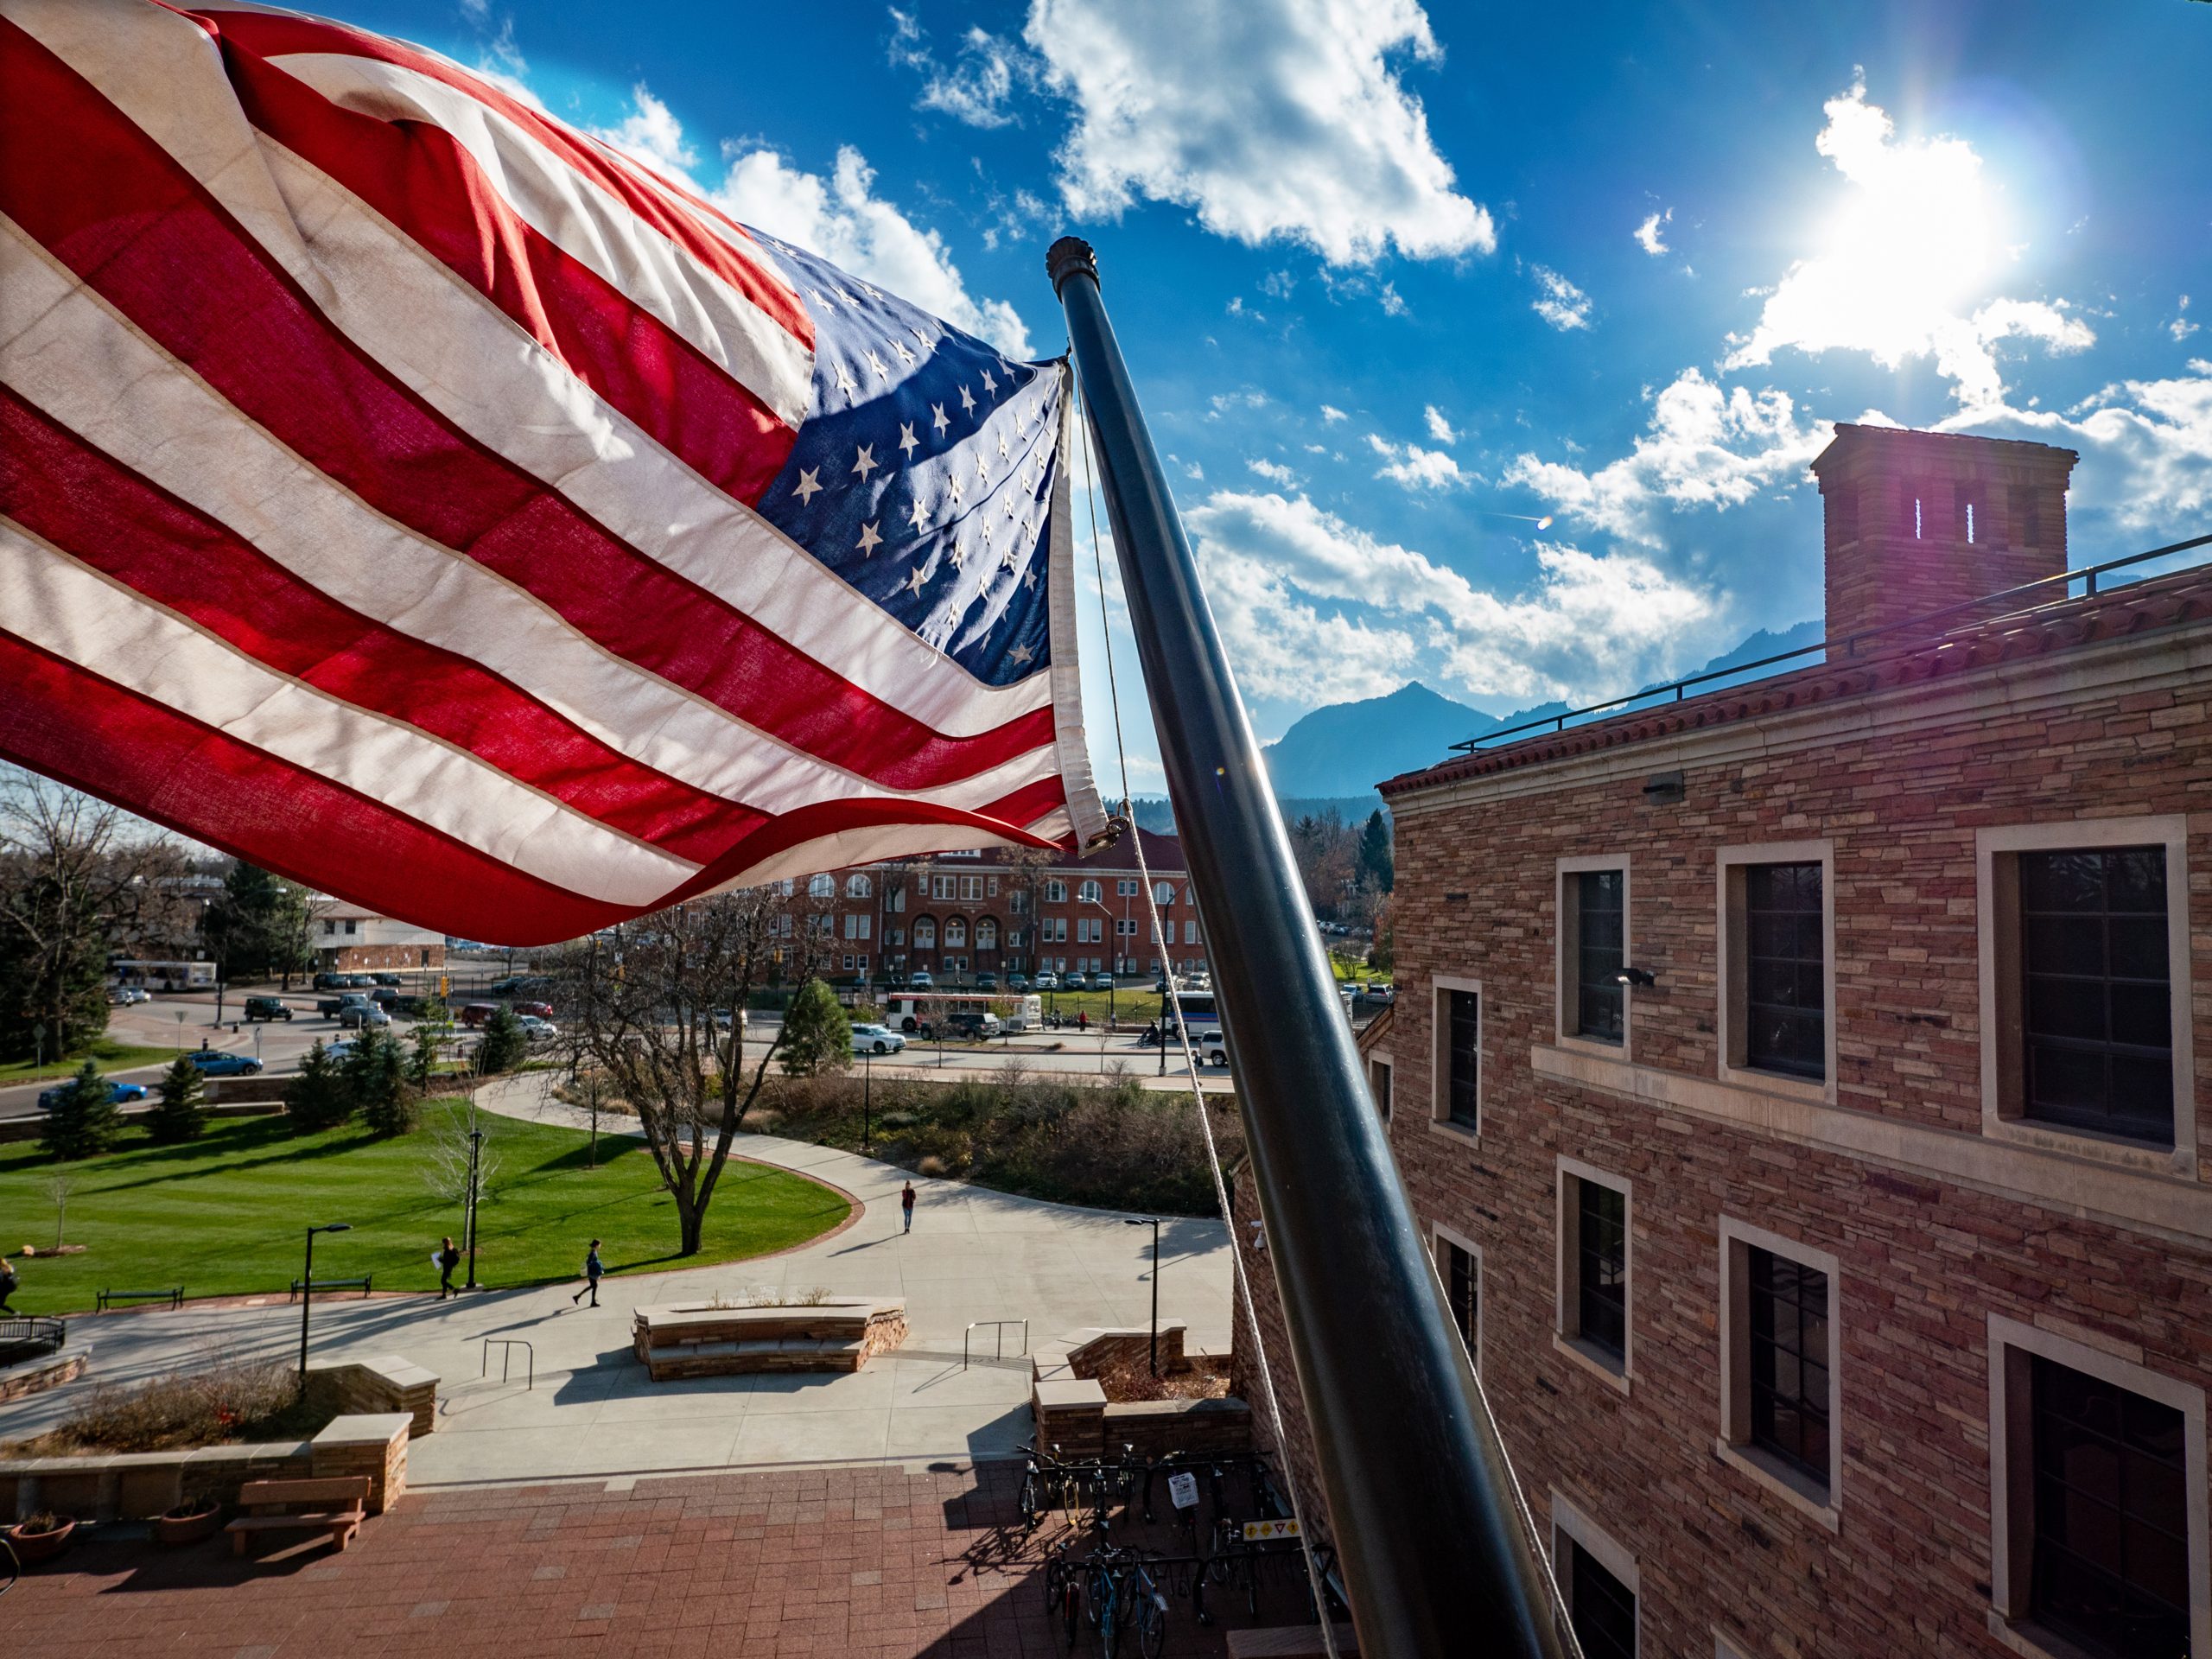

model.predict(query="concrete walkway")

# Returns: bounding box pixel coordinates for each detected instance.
[0,1072,1231,1486]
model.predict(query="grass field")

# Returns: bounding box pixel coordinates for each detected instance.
[0,1105,851,1314]
[0,1039,181,1087]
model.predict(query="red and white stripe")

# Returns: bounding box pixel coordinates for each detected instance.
[0,0,1103,944]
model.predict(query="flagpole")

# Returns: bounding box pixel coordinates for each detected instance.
[1048,237,1572,1659]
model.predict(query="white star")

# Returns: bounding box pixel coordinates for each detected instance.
[792,467,822,505]
[947,473,963,503]
[981,367,997,397]
[810,288,835,310]
[864,348,888,381]
[891,339,915,366]
[1023,568,1038,592]
[909,326,931,351]
[906,564,929,597]
[931,404,950,435]
[1000,544,1018,570]
[856,521,882,556]
[1009,643,1034,665]
[959,385,976,415]
[861,281,882,301]
[1003,493,1018,517]
[981,518,994,543]
[997,433,1010,460]
[899,423,919,457]
[842,291,865,310]
[975,451,990,482]
[908,496,931,532]
[851,444,879,480]
[835,363,858,398]
[950,539,968,569]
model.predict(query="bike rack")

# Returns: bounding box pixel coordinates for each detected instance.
[963,1318,1029,1370]
[481,1336,534,1389]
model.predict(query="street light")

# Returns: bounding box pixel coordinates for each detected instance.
[861,1046,873,1154]
[464,1128,485,1289]
[298,1222,353,1393]
[1123,1215,1161,1376]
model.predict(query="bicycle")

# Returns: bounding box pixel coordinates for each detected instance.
[1042,1546,1084,1649]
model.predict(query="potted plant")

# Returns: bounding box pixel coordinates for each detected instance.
[4,1510,77,1561]
[153,1495,222,1548]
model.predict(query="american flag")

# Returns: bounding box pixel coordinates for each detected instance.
[0,0,1104,944]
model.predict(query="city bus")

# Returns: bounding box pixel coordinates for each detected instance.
[109,958,218,995]
[881,991,1041,1035]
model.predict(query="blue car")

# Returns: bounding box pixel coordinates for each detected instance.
[186,1051,264,1076]
[36,1078,149,1111]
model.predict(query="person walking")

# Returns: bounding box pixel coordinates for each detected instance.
[900,1182,916,1235]
[435,1236,461,1300]
[0,1255,17,1313]
[571,1237,604,1307]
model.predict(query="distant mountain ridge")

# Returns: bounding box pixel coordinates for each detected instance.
[1254,620,1822,801]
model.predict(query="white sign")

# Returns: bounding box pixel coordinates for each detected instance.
[1166,1472,1199,1511]
[1242,1518,1300,1542]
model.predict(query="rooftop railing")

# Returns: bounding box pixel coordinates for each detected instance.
[1449,531,2212,754]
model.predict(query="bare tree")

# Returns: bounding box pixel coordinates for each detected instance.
[421,1095,503,1242]
[46,1171,73,1250]
[551,887,826,1256]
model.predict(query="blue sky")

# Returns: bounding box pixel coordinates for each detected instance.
[346,0,2209,791]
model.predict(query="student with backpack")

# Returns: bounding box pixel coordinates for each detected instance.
[0,1255,17,1313]
[572,1238,604,1307]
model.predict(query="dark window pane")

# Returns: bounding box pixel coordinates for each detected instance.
[1444,1242,1478,1361]
[1446,990,1480,1129]
[1746,1246,1831,1488]
[2018,849,2173,1145]
[1568,1541,1637,1659]
[2029,1355,2190,1659]
[1745,862,1825,1078]
[1574,870,1624,1043]
[1576,1181,1627,1363]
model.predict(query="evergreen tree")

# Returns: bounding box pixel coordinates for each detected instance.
[410,1018,444,1095]
[200,861,307,983]
[1357,808,1395,893]
[147,1054,209,1145]
[345,1028,415,1136]
[476,1007,529,1075]
[39,1059,121,1160]
[284,1039,353,1132]
[779,978,852,1077]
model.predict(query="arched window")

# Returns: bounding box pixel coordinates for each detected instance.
[1154,881,1176,905]
[1078,879,1102,905]
[808,873,835,899]
[1185,885,1196,906]
[846,873,872,899]
[944,918,968,949]
[913,918,937,949]
[976,918,999,951]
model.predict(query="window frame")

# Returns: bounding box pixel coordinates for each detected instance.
[1369,1051,1393,1125]
[1977,817,2195,1178]
[1717,1217,1843,1527]
[1428,975,1483,1142]
[1432,1221,1479,1372]
[1554,1155,1632,1391]
[1551,1491,1638,1659]
[1986,1313,2209,1659]
[1717,840,1838,1103]
[1556,855,1631,1056]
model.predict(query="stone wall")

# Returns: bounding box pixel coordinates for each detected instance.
[0,1414,411,1522]
[309,1414,410,1515]
[1029,1323,1252,1460]
[0,1348,86,1403]
[305,1356,438,1438]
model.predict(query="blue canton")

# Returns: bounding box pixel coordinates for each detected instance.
[747,233,1060,690]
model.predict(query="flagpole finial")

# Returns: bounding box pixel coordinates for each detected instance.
[1047,236,1097,296]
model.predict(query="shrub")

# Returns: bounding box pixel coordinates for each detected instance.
[344,1029,415,1135]
[779,979,852,1077]
[38,1060,121,1160]
[477,1007,529,1075]
[146,1054,209,1145]
[284,1040,352,1132]
[22,1357,304,1453]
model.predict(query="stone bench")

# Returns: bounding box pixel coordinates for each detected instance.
[631,1299,906,1381]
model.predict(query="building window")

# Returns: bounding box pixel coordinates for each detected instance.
[1980,820,2192,1170]
[808,873,835,899]
[1119,878,1139,896]
[845,873,872,899]
[888,886,906,912]
[1370,1058,1392,1123]
[1431,979,1480,1134]
[976,918,998,951]
[2019,848,2172,1144]
[1989,1313,2208,1659]
[1185,919,1200,945]
[1436,1231,1477,1367]
[1745,862,1826,1079]
[1078,879,1101,905]
[913,920,936,950]
[1154,881,1176,905]
[1557,1158,1631,1383]
[944,918,967,949]
[1719,1220,1841,1519]
[1553,1497,1638,1659]
[1046,879,1067,904]
[1575,869,1624,1042]
[988,876,1000,896]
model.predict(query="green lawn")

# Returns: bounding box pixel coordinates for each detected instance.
[0,1106,851,1314]
[0,1039,181,1087]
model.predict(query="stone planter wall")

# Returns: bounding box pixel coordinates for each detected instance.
[310,1414,410,1514]
[631,1299,906,1380]
[0,1414,414,1522]
[1029,1324,1253,1459]
[0,1347,87,1403]
[305,1356,439,1437]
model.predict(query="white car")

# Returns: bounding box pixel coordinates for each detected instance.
[111,986,151,1006]
[1033,972,1059,990]
[1198,1029,1230,1066]
[518,1014,560,1042]
[849,1023,906,1057]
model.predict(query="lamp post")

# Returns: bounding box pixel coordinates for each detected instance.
[1123,1215,1160,1376]
[861,1046,873,1154]
[464,1128,485,1289]
[298,1222,353,1393]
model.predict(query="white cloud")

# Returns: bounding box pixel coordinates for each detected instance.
[1503,368,1830,542]
[1320,404,1348,423]
[1025,0,1494,264]
[716,144,1033,356]
[890,12,1029,128]
[1723,80,2093,410]
[1248,457,1299,486]
[1367,432,1464,490]
[1530,265,1592,331]
[2173,296,2200,342]
[1945,367,2212,533]
[589,85,699,187]
[1634,209,1671,256]
[1186,490,1718,704]
[1423,404,1457,444]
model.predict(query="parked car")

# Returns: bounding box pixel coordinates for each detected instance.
[109,986,151,1006]
[976,972,999,992]
[1198,1029,1230,1066]
[187,1051,263,1076]
[37,1077,149,1110]
[313,971,344,990]
[849,1023,906,1057]
[517,1014,559,1042]
[457,1001,499,1028]
[338,1003,391,1029]
[1087,972,1116,992]
[369,988,401,1008]
[512,1001,554,1020]
[243,996,292,1022]
[1033,972,1059,990]
[908,970,934,989]
[315,997,345,1018]
[1007,974,1030,991]
[372,973,402,988]
[939,1010,1001,1041]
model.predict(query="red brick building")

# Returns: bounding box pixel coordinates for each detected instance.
[311,902,446,973]
[1239,427,2211,1659]
[796,827,1205,985]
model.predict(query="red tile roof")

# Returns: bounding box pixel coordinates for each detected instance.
[1380,563,2212,799]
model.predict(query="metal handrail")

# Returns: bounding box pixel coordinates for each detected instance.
[1449,531,2212,754]
[963,1319,1029,1370]
[481,1336,534,1389]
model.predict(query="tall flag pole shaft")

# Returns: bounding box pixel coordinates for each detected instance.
[1048,237,1573,1659]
